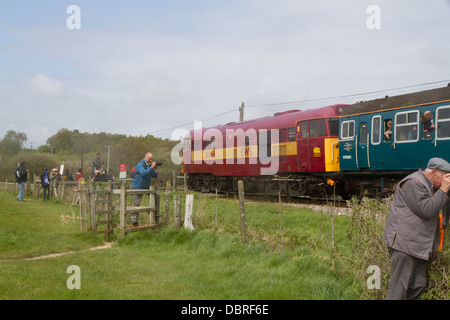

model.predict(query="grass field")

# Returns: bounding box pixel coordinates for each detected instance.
[0,191,359,300]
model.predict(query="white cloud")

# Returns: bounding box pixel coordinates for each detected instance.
[1,1,450,149]
[31,74,63,96]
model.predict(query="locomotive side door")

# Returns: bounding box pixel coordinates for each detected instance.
[357,122,370,168]
[297,120,310,171]
[339,120,357,171]
[296,119,326,171]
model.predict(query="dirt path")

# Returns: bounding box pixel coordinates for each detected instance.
[0,242,114,262]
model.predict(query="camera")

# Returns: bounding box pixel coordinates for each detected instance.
[155,162,162,167]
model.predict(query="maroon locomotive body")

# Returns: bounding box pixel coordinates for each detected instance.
[182,104,349,196]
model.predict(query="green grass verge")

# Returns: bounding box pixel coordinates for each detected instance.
[0,191,359,300]
[0,192,104,260]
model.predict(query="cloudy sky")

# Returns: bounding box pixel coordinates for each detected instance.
[1,0,450,148]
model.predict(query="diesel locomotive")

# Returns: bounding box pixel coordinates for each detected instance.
[181,85,450,199]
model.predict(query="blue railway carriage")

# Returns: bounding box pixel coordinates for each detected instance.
[338,85,450,197]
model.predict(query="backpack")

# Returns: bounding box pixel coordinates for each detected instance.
[43,172,50,187]
[130,165,137,178]
[15,166,27,182]
[130,159,148,179]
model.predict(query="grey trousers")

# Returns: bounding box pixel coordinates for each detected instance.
[131,194,143,225]
[386,248,427,300]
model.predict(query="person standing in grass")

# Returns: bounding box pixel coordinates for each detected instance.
[49,168,61,199]
[92,153,102,179]
[131,152,157,226]
[383,157,450,300]
[40,168,50,201]
[15,161,28,202]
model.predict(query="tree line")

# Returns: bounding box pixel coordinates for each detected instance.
[0,128,182,183]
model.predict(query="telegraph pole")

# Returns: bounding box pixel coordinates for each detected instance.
[239,102,245,122]
[80,138,84,172]
[104,146,112,173]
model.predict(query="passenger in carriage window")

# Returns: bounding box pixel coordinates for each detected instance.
[384,119,392,142]
[423,111,436,132]
[421,111,435,140]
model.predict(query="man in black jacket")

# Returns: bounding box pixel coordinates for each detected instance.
[15,161,28,201]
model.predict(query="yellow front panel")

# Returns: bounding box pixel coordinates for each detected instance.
[324,138,340,172]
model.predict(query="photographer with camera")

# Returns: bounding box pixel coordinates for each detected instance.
[131,152,158,226]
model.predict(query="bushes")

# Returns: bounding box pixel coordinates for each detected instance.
[0,152,59,181]
[346,196,450,300]
[423,236,450,300]
[346,197,391,299]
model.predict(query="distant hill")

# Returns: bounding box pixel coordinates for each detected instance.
[0,128,183,182]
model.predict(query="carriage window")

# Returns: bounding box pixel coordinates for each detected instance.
[329,118,339,136]
[318,119,326,136]
[395,111,419,142]
[301,121,308,138]
[266,130,272,157]
[288,127,296,141]
[341,121,355,139]
[371,116,381,145]
[360,122,368,144]
[384,119,393,142]
[309,119,326,137]
[279,128,287,143]
[437,106,450,139]
[310,120,318,137]
[244,136,250,147]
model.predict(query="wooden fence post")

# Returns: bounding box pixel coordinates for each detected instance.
[184,194,194,230]
[331,184,336,272]
[155,189,160,227]
[34,174,40,199]
[173,171,177,192]
[61,181,66,201]
[79,179,88,232]
[120,181,127,237]
[164,188,170,222]
[57,182,63,201]
[90,184,95,231]
[238,180,248,241]
[173,194,182,229]
[33,174,37,197]
[150,186,156,226]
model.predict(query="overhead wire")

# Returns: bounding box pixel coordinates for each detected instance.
[147,79,450,136]
[147,109,237,135]
[245,79,450,108]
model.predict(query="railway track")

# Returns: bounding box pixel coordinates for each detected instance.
[197,189,351,215]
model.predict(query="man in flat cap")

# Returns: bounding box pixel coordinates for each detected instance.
[383,157,450,299]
